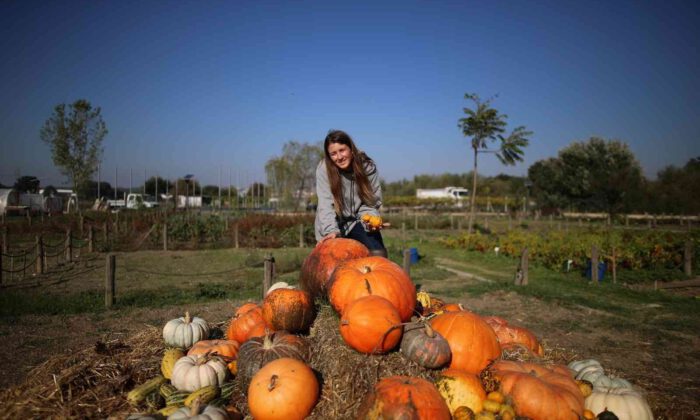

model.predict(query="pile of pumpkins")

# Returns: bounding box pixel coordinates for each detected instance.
[125,237,653,420]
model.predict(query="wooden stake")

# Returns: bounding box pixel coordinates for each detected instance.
[263,254,274,298]
[36,235,44,274]
[685,241,693,277]
[515,248,528,286]
[403,249,411,276]
[65,230,72,262]
[299,224,304,248]
[612,246,617,284]
[163,223,168,251]
[89,226,95,253]
[105,254,115,308]
[591,245,599,284]
[234,223,239,248]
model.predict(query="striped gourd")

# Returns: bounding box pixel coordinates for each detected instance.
[159,383,178,399]
[184,385,220,408]
[157,405,181,417]
[145,392,165,411]
[126,375,167,405]
[165,390,190,407]
[161,348,185,379]
[220,381,235,400]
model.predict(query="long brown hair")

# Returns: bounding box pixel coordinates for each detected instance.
[323,130,377,215]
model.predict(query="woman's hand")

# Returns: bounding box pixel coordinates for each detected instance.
[318,232,338,245]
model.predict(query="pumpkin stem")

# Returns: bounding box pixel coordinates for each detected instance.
[361,265,372,274]
[184,311,191,324]
[268,374,279,391]
[424,323,435,338]
[190,398,202,416]
[364,279,373,295]
[262,332,274,349]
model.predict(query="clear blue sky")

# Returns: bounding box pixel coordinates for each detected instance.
[1,0,698,189]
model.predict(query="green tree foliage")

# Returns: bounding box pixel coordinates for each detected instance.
[458,93,532,232]
[145,176,173,196]
[40,99,108,198]
[13,175,40,193]
[529,137,644,216]
[648,157,700,214]
[265,141,323,211]
[83,181,114,200]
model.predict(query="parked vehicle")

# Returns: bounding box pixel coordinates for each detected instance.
[107,193,159,210]
[416,187,469,200]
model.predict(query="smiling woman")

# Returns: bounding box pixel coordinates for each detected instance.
[314,129,387,257]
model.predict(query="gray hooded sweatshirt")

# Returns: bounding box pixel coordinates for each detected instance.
[314,158,383,241]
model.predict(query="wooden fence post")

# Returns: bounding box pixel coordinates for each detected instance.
[685,241,693,277]
[263,254,274,298]
[401,222,406,241]
[414,214,418,230]
[27,212,32,227]
[450,214,454,230]
[103,221,108,243]
[80,215,85,235]
[611,247,617,284]
[105,254,115,308]
[0,246,3,285]
[163,223,168,251]
[89,226,95,253]
[1,226,7,253]
[234,223,239,249]
[65,229,72,262]
[36,235,44,274]
[403,249,411,276]
[299,224,305,248]
[591,245,599,284]
[515,248,528,286]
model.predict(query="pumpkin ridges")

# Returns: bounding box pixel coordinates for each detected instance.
[339,295,403,354]
[299,238,370,299]
[226,304,268,343]
[248,357,319,420]
[236,331,310,392]
[356,376,451,420]
[262,289,315,333]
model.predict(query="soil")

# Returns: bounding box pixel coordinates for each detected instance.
[1,277,698,418]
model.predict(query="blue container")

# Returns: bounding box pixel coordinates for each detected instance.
[585,260,606,281]
[409,248,420,264]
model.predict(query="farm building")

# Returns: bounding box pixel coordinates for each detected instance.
[0,188,20,215]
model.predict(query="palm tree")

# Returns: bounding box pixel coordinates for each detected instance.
[458,93,532,233]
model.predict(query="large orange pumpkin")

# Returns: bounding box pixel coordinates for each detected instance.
[187,339,240,375]
[262,288,315,333]
[485,316,544,356]
[430,311,501,374]
[299,238,369,299]
[340,295,402,354]
[247,357,319,420]
[356,376,451,420]
[489,360,584,420]
[328,256,417,322]
[226,303,268,344]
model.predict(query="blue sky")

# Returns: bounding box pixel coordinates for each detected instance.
[1,0,698,189]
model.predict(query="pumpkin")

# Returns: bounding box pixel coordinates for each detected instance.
[299,237,369,299]
[596,408,621,420]
[339,295,402,354]
[171,354,229,392]
[577,379,593,397]
[236,331,310,391]
[488,360,584,420]
[567,359,633,390]
[356,376,451,420]
[429,311,501,374]
[400,322,451,369]
[484,316,544,356]
[416,290,432,315]
[582,409,596,420]
[161,348,186,379]
[225,303,268,344]
[247,357,319,420]
[266,281,295,295]
[163,312,210,349]
[262,288,315,333]
[328,256,416,321]
[435,368,486,415]
[585,387,653,420]
[441,302,465,312]
[453,406,476,420]
[168,401,231,420]
[187,339,240,375]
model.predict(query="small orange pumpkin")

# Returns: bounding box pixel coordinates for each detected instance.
[430,311,501,374]
[356,376,451,420]
[226,303,268,344]
[328,256,416,321]
[340,295,402,354]
[262,288,315,333]
[484,316,544,356]
[299,238,369,299]
[247,357,319,420]
[187,339,240,375]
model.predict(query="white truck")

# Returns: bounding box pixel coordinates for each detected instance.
[416,187,469,200]
[107,193,159,210]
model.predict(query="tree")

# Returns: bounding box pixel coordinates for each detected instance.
[458,93,532,233]
[528,138,644,216]
[648,157,700,214]
[14,175,40,193]
[40,99,107,201]
[145,176,173,197]
[84,181,114,200]
[265,141,323,211]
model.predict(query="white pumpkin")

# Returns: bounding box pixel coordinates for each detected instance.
[163,312,210,349]
[569,359,633,390]
[171,354,229,392]
[585,387,653,420]
[266,281,295,295]
[167,403,230,420]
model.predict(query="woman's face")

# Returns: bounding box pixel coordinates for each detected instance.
[328,142,353,170]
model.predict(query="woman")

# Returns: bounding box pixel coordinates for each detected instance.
[314,129,387,257]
